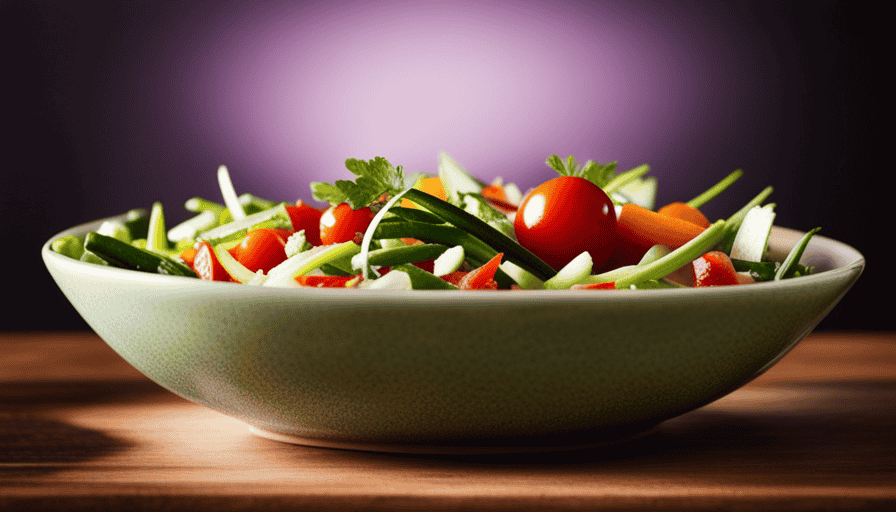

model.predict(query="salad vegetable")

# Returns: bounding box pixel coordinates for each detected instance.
[51,151,822,291]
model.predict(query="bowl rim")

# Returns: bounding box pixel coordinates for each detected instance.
[42,214,865,304]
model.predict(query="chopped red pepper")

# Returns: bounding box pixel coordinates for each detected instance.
[295,275,363,288]
[692,251,742,287]
[193,241,234,282]
[285,200,324,246]
[458,253,503,290]
[570,281,616,290]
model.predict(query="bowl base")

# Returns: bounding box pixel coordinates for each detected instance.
[247,424,660,455]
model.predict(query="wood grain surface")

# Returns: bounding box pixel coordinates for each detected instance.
[1,331,894,511]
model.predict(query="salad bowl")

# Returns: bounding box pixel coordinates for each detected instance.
[42,217,863,454]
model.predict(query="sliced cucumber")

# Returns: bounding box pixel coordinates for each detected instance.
[730,204,776,262]
[84,232,197,277]
[499,260,544,289]
[433,245,465,277]
[438,151,483,204]
[544,251,593,290]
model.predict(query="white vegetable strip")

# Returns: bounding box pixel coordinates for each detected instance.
[433,245,465,276]
[730,204,776,262]
[168,210,216,242]
[358,188,412,281]
[217,165,246,221]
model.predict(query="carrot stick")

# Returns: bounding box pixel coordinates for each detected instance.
[617,203,706,250]
[656,202,711,228]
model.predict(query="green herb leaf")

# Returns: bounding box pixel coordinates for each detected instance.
[311,157,406,209]
[545,154,617,188]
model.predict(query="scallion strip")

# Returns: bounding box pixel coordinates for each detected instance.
[687,169,743,208]
[402,188,556,280]
[614,220,727,289]
[602,164,651,194]
[775,227,820,280]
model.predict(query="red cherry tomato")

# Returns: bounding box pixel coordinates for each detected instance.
[285,201,323,246]
[319,203,375,245]
[229,229,289,273]
[513,176,617,271]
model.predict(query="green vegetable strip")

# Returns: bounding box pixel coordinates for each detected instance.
[686,169,743,208]
[371,220,515,287]
[602,164,651,194]
[614,220,727,289]
[386,206,446,224]
[51,235,85,260]
[775,227,820,280]
[146,202,168,252]
[718,186,774,254]
[391,264,459,290]
[372,221,497,265]
[84,232,197,277]
[402,188,556,280]
[364,244,449,268]
[185,197,226,214]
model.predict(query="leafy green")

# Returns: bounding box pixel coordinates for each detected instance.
[545,154,618,188]
[310,157,406,209]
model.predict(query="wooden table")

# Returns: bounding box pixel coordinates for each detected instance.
[1,331,894,510]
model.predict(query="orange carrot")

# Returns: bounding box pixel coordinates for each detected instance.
[656,202,711,228]
[458,253,503,290]
[612,204,708,266]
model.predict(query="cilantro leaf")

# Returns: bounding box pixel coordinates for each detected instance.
[545,154,618,188]
[311,157,406,209]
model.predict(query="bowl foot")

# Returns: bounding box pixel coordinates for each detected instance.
[247,424,659,455]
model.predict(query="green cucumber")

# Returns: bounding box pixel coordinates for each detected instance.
[391,264,458,290]
[84,232,197,277]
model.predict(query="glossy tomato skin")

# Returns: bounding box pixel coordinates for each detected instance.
[229,229,289,273]
[319,203,376,245]
[285,201,323,246]
[513,176,617,271]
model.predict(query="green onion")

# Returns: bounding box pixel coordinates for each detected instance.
[402,188,556,280]
[614,220,727,289]
[603,164,651,195]
[686,169,743,208]
[775,227,820,280]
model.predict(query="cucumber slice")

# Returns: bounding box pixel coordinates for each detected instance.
[438,151,483,204]
[213,244,260,284]
[544,251,593,289]
[499,260,544,289]
[730,204,776,262]
[433,245,465,277]
[360,269,413,290]
[84,232,197,277]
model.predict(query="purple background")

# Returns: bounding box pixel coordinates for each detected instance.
[3,1,884,330]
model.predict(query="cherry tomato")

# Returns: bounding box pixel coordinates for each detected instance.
[285,201,323,246]
[319,203,375,245]
[229,229,289,273]
[513,176,617,271]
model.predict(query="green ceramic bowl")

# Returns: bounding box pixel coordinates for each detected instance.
[43,217,864,454]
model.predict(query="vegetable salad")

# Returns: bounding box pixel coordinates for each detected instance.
[51,152,818,290]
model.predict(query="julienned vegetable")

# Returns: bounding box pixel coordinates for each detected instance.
[52,152,820,290]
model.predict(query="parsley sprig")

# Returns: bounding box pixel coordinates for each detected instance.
[545,154,618,188]
[311,157,408,209]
